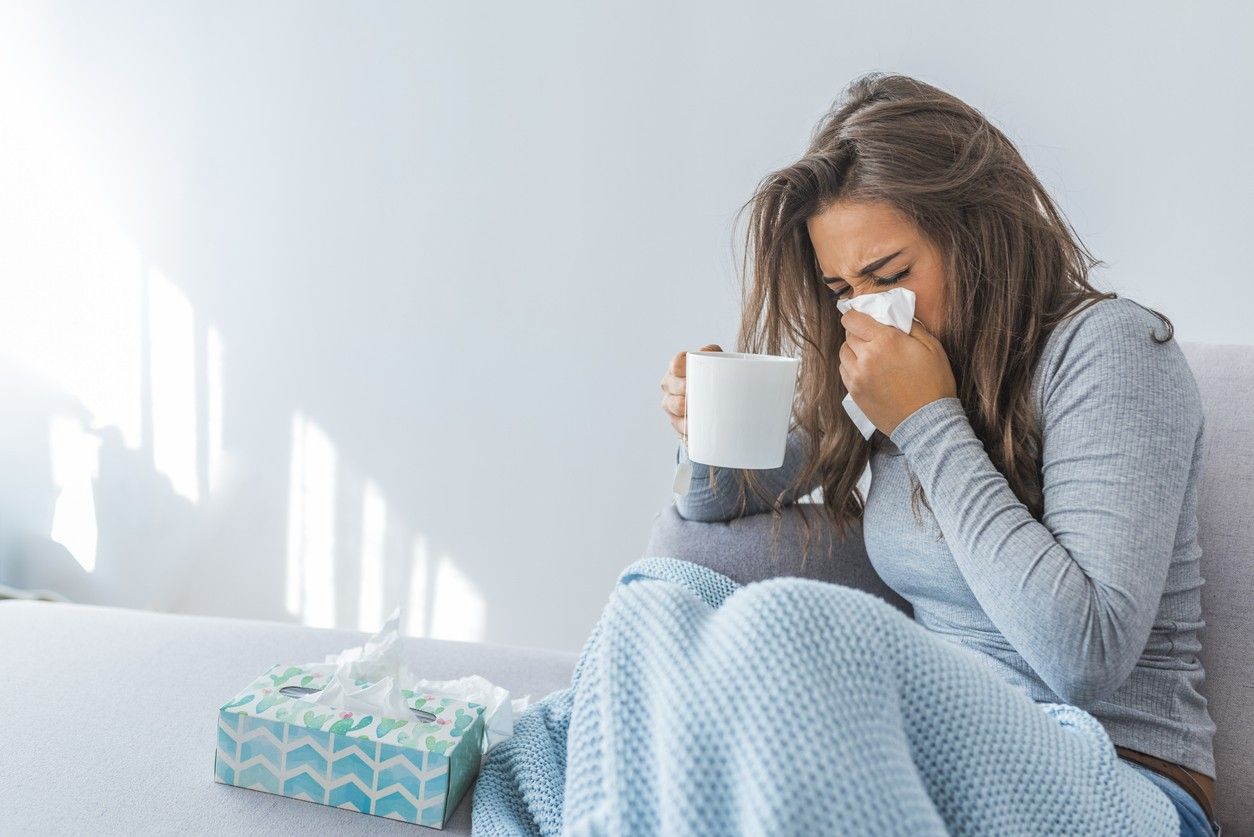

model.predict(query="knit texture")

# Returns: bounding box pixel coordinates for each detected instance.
[675,296,1217,778]
[472,555,1177,836]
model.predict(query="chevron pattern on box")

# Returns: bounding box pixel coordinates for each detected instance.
[214,710,452,827]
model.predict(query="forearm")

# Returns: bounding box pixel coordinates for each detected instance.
[889,395,1192,705]
[674,427,816,522]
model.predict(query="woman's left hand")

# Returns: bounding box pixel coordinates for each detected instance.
[839,309,958,437]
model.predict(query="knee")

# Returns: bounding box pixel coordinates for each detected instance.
[724,577,904,650]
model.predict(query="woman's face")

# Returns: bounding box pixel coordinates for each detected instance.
[806,199,946,336]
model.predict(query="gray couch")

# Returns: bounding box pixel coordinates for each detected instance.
[2,342,1247,835]
[0,602,580,834]
[646,340,1253,835]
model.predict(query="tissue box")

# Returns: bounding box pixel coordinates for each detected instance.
[213,664,486,829]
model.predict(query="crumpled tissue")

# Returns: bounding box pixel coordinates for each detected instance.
[836,287,918,439]
[298,607,530,754]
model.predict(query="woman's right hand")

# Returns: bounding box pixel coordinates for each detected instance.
[660,344,722,439]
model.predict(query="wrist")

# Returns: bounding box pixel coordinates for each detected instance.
[888,396,966,451]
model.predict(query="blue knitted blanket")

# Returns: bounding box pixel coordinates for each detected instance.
[471,556,1177,835]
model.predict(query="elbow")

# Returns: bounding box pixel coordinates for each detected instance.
[1039,594,1148,707]
[1044,660,1131,708]
[673,500,731,524]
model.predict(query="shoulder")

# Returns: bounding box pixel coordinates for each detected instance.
[1035,295,1200,420]
[1042,295,1171,362]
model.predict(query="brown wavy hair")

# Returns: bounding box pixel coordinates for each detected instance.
[702,71,1172,569]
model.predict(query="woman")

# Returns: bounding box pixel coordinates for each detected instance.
[660,72,1218,834]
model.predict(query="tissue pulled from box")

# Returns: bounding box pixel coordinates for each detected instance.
[298,607,529,753]
[835,287,918,439]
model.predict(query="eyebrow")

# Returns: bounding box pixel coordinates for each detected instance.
[820,249,906,282]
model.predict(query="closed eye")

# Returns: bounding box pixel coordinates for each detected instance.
[825,268,911,298]
[868,268,910,287]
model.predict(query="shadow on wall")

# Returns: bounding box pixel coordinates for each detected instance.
[0,60,486,641]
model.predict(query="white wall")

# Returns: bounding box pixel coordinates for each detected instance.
[1,1,1249,652]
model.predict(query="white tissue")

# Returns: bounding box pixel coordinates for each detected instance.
[300,607,530,753]
[405,674,529,755]
[835,287,918,439]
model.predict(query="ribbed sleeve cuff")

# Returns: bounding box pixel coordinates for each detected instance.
[888,397,970,454]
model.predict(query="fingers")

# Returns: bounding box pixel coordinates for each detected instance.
[909,318,943,352]
[668,343,722,376]
[660,391,685,417]
[839,340,857,370]
[662,344,720,438]
[839,309,888,340]
[838,354,854,393]
[662,343,722,392]
[664,400,687,438]
[668,349,687,377]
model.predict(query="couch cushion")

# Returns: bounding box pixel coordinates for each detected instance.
[645,502,911,614]
[0,601,578,835]
[1180,341,1254,835]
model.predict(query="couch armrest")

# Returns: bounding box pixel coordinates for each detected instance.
[645,501,911,615]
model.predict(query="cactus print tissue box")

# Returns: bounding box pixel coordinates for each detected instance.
[213,664,486,829]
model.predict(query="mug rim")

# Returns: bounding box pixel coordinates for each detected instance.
[687,350,798,363]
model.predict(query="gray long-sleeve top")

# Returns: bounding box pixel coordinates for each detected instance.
[674,296,1217,778]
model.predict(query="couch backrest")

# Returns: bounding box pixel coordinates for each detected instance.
[1179,341,1254,835]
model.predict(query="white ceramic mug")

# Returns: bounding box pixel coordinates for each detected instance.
[685,351,801,468]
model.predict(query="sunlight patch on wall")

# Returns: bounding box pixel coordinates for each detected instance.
[206,325,225,495]
[405,534,431,638]
[357,480,387,631]
[430,554,486,643]
[147,267,199,503]
[48,415,101,572]
[0,43,143,451]
[285,410,338,628]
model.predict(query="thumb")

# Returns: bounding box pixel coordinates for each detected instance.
[700,343,723,352]
[908,318,941,350]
